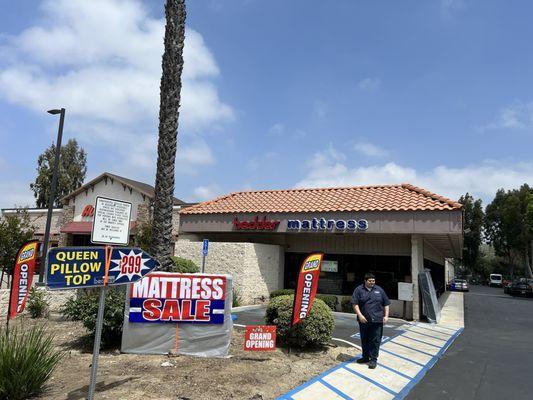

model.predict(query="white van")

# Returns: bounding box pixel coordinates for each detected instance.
[489,273,503,287]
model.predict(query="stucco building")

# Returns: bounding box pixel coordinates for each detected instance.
[176,184,463,319]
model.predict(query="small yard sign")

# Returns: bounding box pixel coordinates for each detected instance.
[243,325,277,351]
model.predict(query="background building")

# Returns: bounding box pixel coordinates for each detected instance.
[1,172,186,253]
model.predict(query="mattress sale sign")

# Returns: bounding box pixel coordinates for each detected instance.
[129,273,226,324]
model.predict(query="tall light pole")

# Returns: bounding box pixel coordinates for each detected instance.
[39,108,65,284]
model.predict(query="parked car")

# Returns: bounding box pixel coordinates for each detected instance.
[508,279,533,297]
[489,273,503,287]
[448,279,469,292]
[504,281,513,294]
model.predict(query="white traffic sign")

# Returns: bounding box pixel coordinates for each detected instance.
[91,196,132,246]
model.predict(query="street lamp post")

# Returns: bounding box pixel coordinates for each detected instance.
[38,108,66,284]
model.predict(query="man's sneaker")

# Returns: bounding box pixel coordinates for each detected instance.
[368,361,377,369]
[356,357,369,364]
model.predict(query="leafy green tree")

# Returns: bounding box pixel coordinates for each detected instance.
[30,139,87,207]
[0,210,35,274]
[459,193,483,275]
[485,185,533,278]
[152,0,187,271]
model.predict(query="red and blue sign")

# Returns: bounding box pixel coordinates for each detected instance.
[46,247,159,290]
[129,273,226,324]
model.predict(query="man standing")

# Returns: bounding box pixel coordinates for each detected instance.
[351,273,391,369]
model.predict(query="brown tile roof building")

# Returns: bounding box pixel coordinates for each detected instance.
[180,183,462,215]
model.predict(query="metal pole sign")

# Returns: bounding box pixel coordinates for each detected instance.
[44,246,159,400]
[201,239,209,273]
[90,196,132,246]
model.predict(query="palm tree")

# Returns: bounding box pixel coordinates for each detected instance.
[151,0,186,270]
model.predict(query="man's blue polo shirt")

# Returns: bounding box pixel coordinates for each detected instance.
[351,284,391,323]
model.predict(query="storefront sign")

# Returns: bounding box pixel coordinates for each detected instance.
[233,216,280,230]
[91,196,132,245]
[243,325,276,351]
[291,253,324,326]
[46,247,159,290]
[81,204,95,217]
[129,273,227,324]
[286,217,368,232]
[8,241,39,320]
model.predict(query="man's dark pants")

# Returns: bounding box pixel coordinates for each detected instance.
[359,321,383,361]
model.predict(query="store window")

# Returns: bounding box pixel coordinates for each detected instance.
[284,253,411,299]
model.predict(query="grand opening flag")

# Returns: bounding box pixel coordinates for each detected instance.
[291,253,324,326]
[129,273,227,324]
[9,240,39,320]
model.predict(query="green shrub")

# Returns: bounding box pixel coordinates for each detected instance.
[28,287,50,318]
[265,295,334,348]
[316,294,338,311]
[341,296,355,313]
[61,287,126,347]
[171,256,200,273]
[269,289,294,298]
[0,325,63,400]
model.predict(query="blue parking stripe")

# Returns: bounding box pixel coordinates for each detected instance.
[389,340,435,357]
[276,326,464,400]
[342,366,398,396]
[376,362,414,381]
[318,379,354,400]
[400,334,442,349]
[274,354,360,399]
[379,348,426,367]
[403,328,447,342]
[392,327,464,400]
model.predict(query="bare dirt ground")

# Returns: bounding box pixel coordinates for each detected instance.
[16,316,355,400]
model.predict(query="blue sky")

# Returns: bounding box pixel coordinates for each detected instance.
[1,0,533,208]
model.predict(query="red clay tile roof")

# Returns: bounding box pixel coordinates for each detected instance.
[180,183,462,215]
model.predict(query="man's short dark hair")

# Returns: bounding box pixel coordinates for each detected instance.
[364,273,375,281]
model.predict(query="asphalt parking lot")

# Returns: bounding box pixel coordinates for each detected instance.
[406,285,533,400]
[232,305,408,348]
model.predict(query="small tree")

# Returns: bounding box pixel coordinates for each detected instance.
[0,210,35,274]
[134,221,153,252]
[30,138,87,207]
[459,193,484,275]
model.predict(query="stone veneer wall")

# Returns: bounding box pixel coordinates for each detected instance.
[58,205,75,246]
[174,240,283,304]
[171,208,180,238]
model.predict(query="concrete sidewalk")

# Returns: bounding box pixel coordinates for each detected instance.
[277,292,465,400]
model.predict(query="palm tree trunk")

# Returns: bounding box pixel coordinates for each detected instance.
[151,0,186,270]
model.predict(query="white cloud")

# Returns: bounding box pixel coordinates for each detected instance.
[358,77,382,91]
[0,0,233,176]
[176,138,215,170]
[192,184,222,201]
[0,182,35,208]
[268,123,285,135]
[481,101,533,131]
[354,142,389,158]
[313,101,327,119]
[441,0,465,10]
[295,146,533,203]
